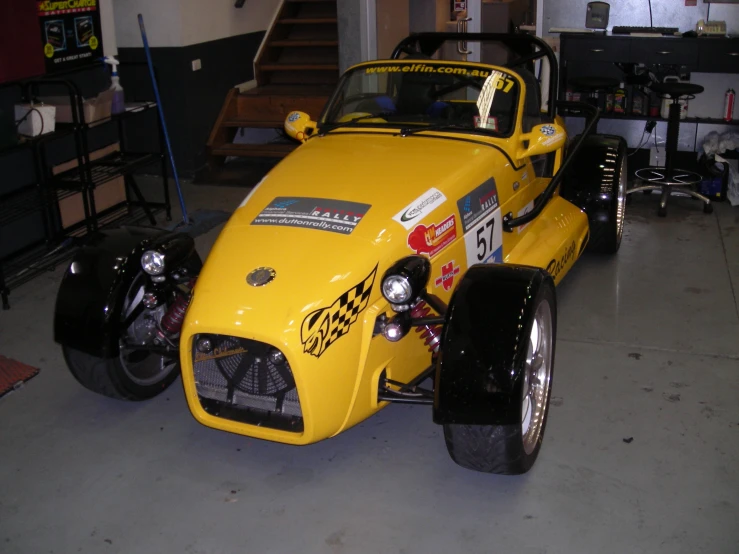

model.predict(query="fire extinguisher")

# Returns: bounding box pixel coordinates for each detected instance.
[725,88,736,122]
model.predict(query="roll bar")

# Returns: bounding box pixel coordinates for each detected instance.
[391,32,558,120]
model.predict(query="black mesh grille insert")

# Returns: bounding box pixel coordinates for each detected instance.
[192,334,303,432]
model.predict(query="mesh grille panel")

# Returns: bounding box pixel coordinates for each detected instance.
[193,334,302,426]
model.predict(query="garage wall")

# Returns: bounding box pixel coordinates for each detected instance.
[113,0,279,174]
[542,0,739,36]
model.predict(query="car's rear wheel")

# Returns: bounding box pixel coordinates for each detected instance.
[587,143,627,253]
[63,272,180,400]
[442,283,556,474]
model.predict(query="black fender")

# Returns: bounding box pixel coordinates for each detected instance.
[560,133,627,219]
[433,263,555,426]
[54,226,202,358]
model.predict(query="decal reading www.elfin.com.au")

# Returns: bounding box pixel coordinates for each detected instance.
[456,178,499,234]
[434,260,460,292]
[300,265,378,358]
[392,188,447,230]
[251,197,371,235]
[407,214,457,257]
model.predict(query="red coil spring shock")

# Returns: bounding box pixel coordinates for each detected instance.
[410,300,442,354]
[160,279,195,335]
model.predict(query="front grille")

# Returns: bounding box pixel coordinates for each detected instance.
[192,334,303,432]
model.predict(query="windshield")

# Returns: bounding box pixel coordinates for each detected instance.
[320,61,521,136]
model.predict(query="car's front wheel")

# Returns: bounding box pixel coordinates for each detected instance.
[442,281,556,474]
[63,272,181,400]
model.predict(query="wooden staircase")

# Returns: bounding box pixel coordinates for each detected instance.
[207,0,339,166]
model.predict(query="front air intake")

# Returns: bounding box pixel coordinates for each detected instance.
[192,334,303,432]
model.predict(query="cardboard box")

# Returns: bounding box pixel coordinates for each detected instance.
[55,143,127,229]
[42,89,113,125]
[14,104,56,136]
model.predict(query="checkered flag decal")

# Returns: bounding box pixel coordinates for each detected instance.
[301,264,378,358]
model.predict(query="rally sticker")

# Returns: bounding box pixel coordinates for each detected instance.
[393,188,447,230]
[434,260,461,291]
[407,214,457,257]
[251,197,371,235]
[456,178,499,233]
[464,209,502,267]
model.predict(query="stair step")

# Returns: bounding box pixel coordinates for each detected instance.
[212,143,297,158]
[270,39,338,47]
[278,17,337,24]
[261,63,338,71]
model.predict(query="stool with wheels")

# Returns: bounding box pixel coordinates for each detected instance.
[627,82,712,217]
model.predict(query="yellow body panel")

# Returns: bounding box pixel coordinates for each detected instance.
[179,60,588,445]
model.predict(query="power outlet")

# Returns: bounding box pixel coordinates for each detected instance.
[650,146,665,167]
[191,59,202,71]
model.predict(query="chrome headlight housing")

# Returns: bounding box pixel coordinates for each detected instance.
[381,256,431,310]
[141,250,166,276]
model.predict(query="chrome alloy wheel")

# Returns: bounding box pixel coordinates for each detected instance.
[521,300,553,455]
[119,275,179,387]
[616,155,627,243]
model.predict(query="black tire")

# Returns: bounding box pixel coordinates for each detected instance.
[62,272,181,400]
[586,141,628,254]
[442,282,556,474]
[63,344,179,401]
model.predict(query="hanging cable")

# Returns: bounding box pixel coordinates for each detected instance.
[648,0,653,27]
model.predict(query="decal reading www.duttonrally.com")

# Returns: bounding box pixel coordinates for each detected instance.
[300,265,377,358]
[407,214,457,257]
[392,188,447,230]
[251,197,371,235]
[464,209,502,267]
[456,178,499,233]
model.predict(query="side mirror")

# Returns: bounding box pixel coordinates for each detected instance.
[284,111,316,143]
[517,123,567,160]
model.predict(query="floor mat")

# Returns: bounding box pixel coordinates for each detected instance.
[0,355,40,398]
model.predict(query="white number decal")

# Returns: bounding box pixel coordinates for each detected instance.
[464,209,502,267]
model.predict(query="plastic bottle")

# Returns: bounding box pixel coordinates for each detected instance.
[613,82,626,114]
[104,56,125,115]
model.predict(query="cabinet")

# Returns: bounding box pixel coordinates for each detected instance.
[559,34,739,126]
[0,64,171,309]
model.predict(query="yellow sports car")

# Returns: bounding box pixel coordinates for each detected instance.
[54,33,627,474]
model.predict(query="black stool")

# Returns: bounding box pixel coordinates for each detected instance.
[627,81,712,217]
[570,76,620,131]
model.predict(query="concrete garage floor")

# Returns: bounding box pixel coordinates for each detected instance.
[1,182,738,554]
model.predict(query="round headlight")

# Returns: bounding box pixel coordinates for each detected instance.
[382,275,413,304]
[141,250,165,275]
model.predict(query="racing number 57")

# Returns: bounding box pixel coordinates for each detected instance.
[476,218,495,262]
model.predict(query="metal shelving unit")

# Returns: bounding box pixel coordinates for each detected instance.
[0,65,171,309]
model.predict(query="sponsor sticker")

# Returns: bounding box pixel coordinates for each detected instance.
[517,200,534,234]
[541,124,556,136]
[434,260,461,291]
[392,188,447,230]
[546,241,576,280]
[407,214,457,257]
[300,265,377,358]
[456,178,499,233]
[287,112,301,122]
[464,209,502,267]
[251,197,371,235]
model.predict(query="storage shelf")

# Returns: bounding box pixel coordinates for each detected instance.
[0,183,82,226]
[0,123,77,156]
[52,151,161,189]
[562,111,739,126]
